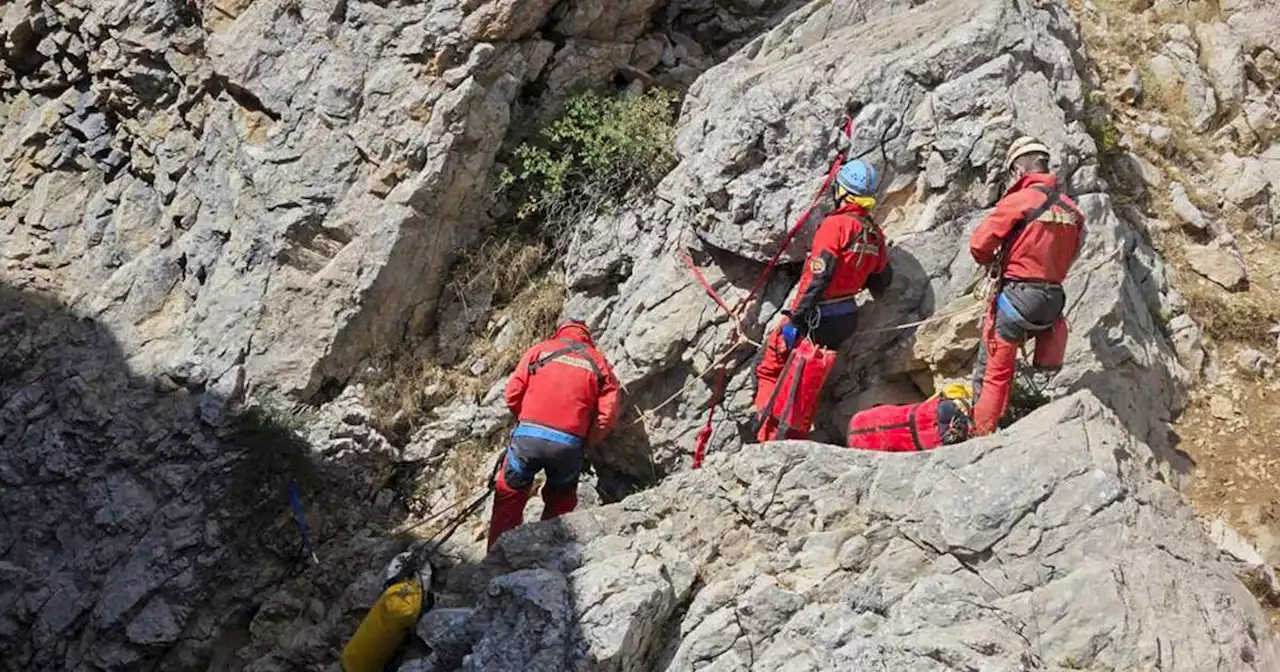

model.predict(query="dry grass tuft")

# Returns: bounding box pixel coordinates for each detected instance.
[448,237,549,305]
[363,354,486,444]
[1160,0,1223,25]
[362,234,568,444]
[472,274,567,378]
[1184,286,1280,345]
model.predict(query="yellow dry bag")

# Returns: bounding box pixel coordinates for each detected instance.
[341,580,423,672]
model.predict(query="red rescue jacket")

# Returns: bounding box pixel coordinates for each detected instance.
[789,203,892,321]
[847,398,947,452]
[504,323,620,446]
[969,173,1085,284]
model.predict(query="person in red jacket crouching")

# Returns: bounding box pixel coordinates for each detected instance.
[486,317,620,550]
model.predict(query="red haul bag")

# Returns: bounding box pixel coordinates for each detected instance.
[756,340,837,442]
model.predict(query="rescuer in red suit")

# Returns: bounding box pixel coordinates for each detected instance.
[969,136,1086,435]
[487,317,619,549]
[753,159,894,441]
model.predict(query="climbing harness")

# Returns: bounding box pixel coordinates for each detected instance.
[528,339,605,384]
[671,110,912,465]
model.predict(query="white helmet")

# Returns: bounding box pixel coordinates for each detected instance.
[1004,135,1052,172]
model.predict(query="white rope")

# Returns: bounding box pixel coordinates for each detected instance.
[631,294,986,423]
[855,300,985,335]
[629,245,1125,424]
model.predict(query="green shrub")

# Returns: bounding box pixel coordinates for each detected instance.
[501,88,679,239]
[999,375,1052,429]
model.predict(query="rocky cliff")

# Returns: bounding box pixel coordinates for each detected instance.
[459,392,1280,671]
[558,0,1192,489]
[0,0,758,403]
[2,0,1278,669]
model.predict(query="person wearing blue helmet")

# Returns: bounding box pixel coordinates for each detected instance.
[753,158,894,437]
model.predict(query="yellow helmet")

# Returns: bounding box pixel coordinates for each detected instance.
[1004,135,1052,172]
[940,381,973,402]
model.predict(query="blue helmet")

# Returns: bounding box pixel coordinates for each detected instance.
[835,160,878,196]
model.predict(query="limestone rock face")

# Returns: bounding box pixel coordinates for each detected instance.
[1147,25,1220,132]
[1222,0,1280,54]
[463,393,1280,671]
[564,0,1190,487]
[0,0,763,666]
[0,0,739,400]
[2,0,1268,668]
[1185,240,1250,291]
[0,284,407,670]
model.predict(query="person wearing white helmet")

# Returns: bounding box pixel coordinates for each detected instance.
[968,135,1086,435]
[753,158,894,441]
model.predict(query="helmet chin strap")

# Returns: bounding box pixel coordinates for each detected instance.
[833,184,876,210]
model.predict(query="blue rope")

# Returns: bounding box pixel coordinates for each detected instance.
[289,478,319,564]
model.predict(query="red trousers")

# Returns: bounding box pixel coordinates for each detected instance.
[754,328,804,440]
[487,470,577,550]
[971,296,1068,435]
[486,435,582,550]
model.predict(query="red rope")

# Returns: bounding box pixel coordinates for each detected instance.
[686,118,854,468]
[680,250,735,318]
[734,118,854,315]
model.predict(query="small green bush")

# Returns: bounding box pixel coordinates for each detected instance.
[999,375,1052,429]
[501,88,679,238]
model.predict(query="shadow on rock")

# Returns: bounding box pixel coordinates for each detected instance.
[0,282,413,671]
[389,393,1280,670]
[1074,322,1195,481]
[814,242,936,443]
[390,514,690,672]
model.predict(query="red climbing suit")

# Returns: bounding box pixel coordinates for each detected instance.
[788,202,892,320]
[969,173,1084,435]
[488,322,619,549]
[753,203,892,441]
[503,322,619,442]
[847,397,960,452]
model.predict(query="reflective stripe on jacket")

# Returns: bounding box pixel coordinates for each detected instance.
[969,173,1085,284]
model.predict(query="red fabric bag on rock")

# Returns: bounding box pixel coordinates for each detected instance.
[755,340,837,442]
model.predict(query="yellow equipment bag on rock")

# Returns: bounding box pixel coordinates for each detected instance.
[341,579,423,672]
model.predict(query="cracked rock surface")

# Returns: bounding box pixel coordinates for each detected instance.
[469,392,1280,671]
[0,284,408,671]
[2,0,1275,668]
[0,0,749,402]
